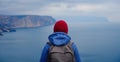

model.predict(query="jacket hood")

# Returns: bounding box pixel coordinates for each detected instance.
[48,32,71,46]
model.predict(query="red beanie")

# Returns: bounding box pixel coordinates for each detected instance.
[54,20,68,34]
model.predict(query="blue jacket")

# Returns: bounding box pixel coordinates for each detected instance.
[40,32,81,62]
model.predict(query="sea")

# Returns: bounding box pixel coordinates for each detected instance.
[0,22,120,62]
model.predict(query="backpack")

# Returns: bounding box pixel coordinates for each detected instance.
[47,42,75,62]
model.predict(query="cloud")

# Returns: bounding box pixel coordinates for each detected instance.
[0,0,120,22]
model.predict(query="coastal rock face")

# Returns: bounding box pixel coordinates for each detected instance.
[0,15,56,28]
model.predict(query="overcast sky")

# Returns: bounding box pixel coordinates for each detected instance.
[0,0,120,22]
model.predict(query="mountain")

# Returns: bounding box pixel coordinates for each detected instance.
[0,15,56,28]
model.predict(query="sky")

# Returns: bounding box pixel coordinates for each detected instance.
[0,0,120,22]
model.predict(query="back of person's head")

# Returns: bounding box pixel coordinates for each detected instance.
[54,20,68,34]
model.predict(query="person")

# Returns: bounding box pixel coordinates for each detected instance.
[40,20,81,62]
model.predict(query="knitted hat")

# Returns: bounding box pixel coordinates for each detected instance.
[54,20,68,34]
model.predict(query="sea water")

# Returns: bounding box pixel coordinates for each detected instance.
[0,22,120,62]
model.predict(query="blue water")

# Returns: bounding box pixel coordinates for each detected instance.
[0,22,120,62]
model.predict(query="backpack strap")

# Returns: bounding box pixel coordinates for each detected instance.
[47,42,52,46]
[67,41,73,46]
[67,41,73,50]
[67,42,76,62]
[47,42,55,52]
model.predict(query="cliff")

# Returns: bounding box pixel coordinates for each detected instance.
[0,15,56,28]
